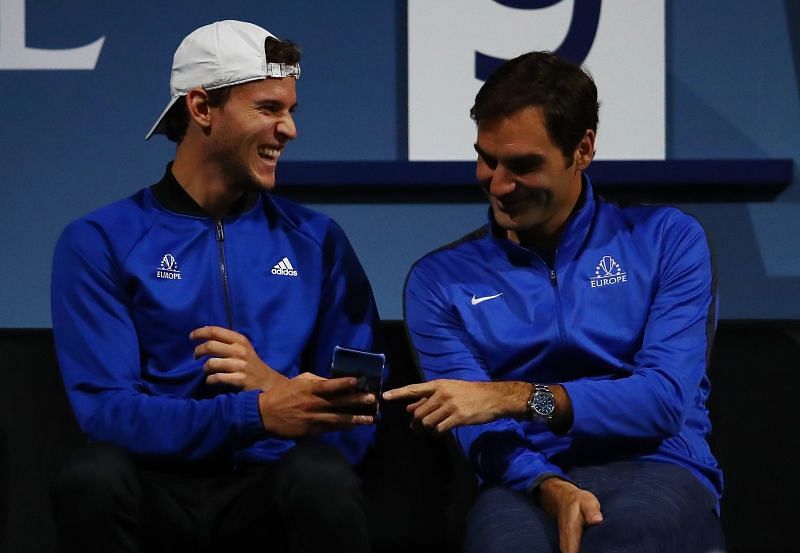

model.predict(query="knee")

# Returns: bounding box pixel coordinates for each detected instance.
[468,486,519,514]
[467,485,543,524]
[464,487,515,553]
[278,442,360,493]
[274,442,364,515]
[53,443,140,513]
[464,486,557,553]
[617,463,717,524]
[271,445,369,552]
[581,464,721,553]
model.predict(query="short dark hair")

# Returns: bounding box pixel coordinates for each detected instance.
[164,36,302,143]
[470,51,599,161]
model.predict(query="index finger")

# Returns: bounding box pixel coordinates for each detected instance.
[382,382,435,401]
[189,326,242,343]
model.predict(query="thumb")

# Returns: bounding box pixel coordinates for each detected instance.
[580,495,603,525]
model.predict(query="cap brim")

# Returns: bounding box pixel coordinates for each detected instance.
[145,95,181,140]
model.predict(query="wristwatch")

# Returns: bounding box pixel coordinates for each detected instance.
[527,383,555,423]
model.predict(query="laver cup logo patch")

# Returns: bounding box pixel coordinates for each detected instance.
[590,255,627,288]
[156,253,181,280]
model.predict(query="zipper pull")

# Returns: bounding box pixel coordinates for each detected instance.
[550,269,557,285]
[216,220,224,242]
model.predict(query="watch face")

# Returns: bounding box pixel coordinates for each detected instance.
[532,391,555,416]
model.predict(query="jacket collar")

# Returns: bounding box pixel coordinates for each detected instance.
[150,163,260,218]
[487,174,597,267]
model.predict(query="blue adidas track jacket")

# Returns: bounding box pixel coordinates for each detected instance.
[51,168,382,465]
[404,180,723,501]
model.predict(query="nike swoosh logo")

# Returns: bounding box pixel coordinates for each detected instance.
[471,293,503,306]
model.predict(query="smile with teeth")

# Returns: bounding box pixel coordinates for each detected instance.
[258,147,282,162]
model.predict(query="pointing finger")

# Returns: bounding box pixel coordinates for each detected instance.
[383,382,435,401]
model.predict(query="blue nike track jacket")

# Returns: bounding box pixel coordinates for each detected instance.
[404,180,723,501]
[51,168,383,466]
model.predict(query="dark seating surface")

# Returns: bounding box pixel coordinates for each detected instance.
[1,320,798,553]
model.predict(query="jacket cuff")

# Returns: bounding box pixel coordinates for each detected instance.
[527,470,575,496]
[238,390,268,442]
[561,380,591,436]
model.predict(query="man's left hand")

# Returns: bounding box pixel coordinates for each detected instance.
[190,326,288,392]
[383,379,530,433]
[538,477,603,553]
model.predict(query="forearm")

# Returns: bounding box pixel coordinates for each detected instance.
[482,381,572,430]
[74,388,266,459]
[485,380,535,419]
[563,370,693,439]
[455,419,568,493]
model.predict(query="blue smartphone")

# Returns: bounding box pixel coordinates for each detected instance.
[330,345,385,396]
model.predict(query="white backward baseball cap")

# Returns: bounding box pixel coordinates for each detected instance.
[145,20,301,140]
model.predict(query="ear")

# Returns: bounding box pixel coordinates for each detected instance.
[574,129,596,171]
[185,88,212,130]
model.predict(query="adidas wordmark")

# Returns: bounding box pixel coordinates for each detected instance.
[271,256,298,277]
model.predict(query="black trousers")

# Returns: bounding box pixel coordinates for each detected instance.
[52,441,370,553]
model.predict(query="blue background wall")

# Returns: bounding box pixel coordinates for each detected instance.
[1,0,798,326]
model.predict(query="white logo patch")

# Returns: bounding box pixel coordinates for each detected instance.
[470,293,503,306]
[156,253,181,280]
[271,256,298,277]
[590,255,627,288]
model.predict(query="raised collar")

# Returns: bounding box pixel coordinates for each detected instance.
[487,174,597,267]
[150,163,261,218]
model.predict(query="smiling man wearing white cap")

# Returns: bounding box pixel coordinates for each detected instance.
[51,20,380,553]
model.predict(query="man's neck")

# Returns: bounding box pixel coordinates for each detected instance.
[171,146,246,219]
[509,227,559,265]
[506,176,587,259]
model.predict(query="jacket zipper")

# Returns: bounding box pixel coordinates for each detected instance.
[549,268,567,346]
[215,219,234,329]
[526,243,568,349]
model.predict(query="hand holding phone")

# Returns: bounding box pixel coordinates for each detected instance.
[330,345,385,415]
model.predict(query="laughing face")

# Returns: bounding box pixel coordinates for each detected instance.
[208,77,297,191]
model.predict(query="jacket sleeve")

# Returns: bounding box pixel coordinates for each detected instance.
[51,221,267,460]
[302,220,385,465]
[564,212,716,439]
[405,264,566,493]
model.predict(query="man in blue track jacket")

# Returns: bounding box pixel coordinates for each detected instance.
[51,20,382,553]
[384,52,725,553]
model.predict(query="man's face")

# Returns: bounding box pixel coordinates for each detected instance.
[208,77,298,191]
[475,106,592,244]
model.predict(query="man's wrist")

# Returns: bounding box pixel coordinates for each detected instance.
[526,383,556,423]
[548,384,573,434]
[497,381,539,419]
[537,475,575,511]
[257,391,272,432]
[511,382,573,433]
[486,381,572,428]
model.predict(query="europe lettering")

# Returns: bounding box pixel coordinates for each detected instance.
[590,274,627,288]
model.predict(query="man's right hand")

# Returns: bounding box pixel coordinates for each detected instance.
[538,477,603,553]
[258,372,376,437]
